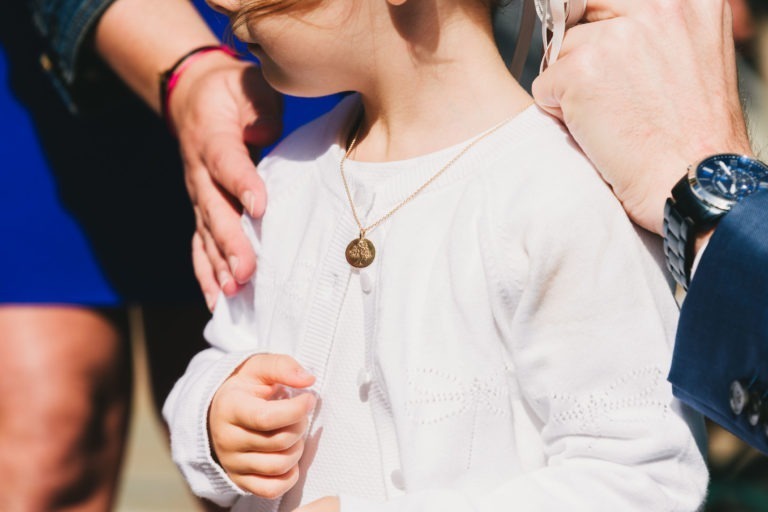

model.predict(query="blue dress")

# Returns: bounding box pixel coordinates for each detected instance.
[0,2,340,305]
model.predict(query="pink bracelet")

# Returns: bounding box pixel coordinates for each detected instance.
[159,45,238,134]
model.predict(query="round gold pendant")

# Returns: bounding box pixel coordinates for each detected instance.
[345,237,376,268]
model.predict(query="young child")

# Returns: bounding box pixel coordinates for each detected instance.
[164,1,708,511]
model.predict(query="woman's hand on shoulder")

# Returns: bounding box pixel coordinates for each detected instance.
[169,54,282,309]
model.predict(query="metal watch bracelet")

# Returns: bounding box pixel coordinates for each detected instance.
[663,198,695,291]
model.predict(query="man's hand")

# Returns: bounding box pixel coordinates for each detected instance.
[293,496,341,512]
[209,354,316,499]
[532,0,752,235]
[170,54,282,309]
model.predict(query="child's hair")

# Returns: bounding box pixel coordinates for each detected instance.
[231,0,320,30]
[232,0,503,30]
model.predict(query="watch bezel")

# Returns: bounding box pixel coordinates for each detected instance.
[688,153,768,213]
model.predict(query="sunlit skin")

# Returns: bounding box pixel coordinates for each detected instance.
[231,3,371,98]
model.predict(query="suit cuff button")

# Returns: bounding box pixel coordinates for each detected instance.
[747,391,764,427]
[762,402,768,438]
[730,380,749,415]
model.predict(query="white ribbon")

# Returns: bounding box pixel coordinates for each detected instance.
[511,0,587,76]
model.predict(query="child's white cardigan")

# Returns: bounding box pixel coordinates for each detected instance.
[164,97,708,511]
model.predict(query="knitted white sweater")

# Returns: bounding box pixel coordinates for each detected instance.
[163,97,708,511]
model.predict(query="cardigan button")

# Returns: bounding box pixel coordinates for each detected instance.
[730,381,749,415]
[390,469,406,491]
[360,271,373,293]
[357,368,372,402]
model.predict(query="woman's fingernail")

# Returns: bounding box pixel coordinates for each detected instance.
[204,293,216,311]
[218,271,232,290]
[228,256,239,276]
[241,191,256,217]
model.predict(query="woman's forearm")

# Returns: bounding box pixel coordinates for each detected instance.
[94,0,221,113]
[92,0,282,304]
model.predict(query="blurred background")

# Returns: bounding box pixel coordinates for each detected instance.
[2,0,767,510]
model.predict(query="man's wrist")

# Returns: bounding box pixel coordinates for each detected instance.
[693,226,716,255]
[661,143,754,233]
[664,149,763,289]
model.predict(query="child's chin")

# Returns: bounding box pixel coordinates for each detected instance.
[260,65,341,99]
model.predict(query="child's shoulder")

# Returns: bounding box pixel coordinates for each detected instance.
[484,106,599,190]
[482,106,620,216]
[480,106,645,248]
[481,107,670,288]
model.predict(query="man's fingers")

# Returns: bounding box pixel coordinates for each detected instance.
[241,354,316,388]
[232,393,315,432]
[581,0,633,22]
[532,22,590,111]
[532,53,576,112]
[582,0,714,24]
[192,231,220,310]
[201,132,268,218]
[532,19,620,112]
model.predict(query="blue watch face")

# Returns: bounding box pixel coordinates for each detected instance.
[694,154,768,208]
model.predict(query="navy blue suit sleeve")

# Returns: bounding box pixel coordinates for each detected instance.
[669,190,768,453]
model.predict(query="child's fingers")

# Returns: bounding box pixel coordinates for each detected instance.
[231,465,300,500]
[232,392,315,432]
[223,439,304,478]
[216,417,308,455]
[241,353,316,388]
[238,417,309,453]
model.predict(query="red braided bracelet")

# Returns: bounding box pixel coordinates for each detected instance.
[159,44,238,135]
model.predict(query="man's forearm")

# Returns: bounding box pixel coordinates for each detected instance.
[93,0,221,113]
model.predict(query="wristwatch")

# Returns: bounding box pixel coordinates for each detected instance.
[663,153,768,290]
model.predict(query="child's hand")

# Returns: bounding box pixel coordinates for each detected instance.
[209,354,316,499]
[293,496,340,512]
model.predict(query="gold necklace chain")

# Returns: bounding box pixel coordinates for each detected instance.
[340,114,513,268]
